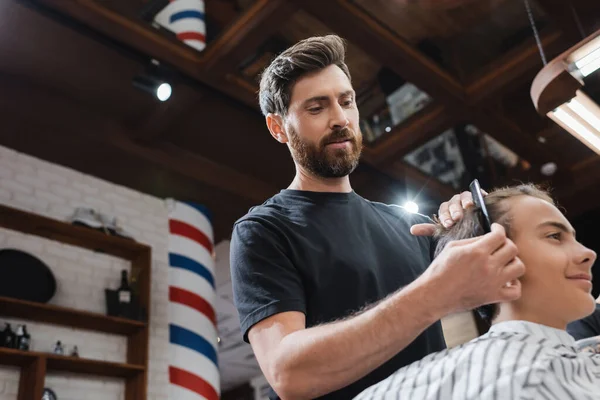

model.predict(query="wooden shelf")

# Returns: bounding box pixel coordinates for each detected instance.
[0,204,151,398]
[0,348,144,378]
[0,296,146,336]
[46,353,144,378]
[0,204,150,261]
[0,346,38,367]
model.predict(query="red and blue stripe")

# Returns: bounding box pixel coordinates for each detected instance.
[155,0,207,51]
[168,198,219,399]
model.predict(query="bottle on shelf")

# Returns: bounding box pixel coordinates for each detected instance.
[53,340,64,355]
[16,325,30,351]
[70,345,79,357]
[1,323,16,348]
[118,269,132,305]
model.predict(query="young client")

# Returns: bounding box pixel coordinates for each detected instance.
[354,184,598,400]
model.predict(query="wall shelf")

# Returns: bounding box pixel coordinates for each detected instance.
[0,204,151,399]
[0,204,150,260]
[0,348,144,378]
[0,296,146,335]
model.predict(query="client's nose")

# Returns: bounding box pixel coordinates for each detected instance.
[576,243,597,267]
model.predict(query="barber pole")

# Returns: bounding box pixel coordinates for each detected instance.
[154,0,206,52]
[167,199,219,400]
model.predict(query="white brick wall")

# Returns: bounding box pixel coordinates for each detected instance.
[0,145,170,400]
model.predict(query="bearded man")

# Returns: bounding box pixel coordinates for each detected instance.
[230,35,525,400]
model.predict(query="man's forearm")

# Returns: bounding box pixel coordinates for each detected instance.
[269,275,449,399]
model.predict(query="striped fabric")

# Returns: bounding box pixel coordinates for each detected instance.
[154,0,206,51]
[354,320,600,399]
[167,199,219,400]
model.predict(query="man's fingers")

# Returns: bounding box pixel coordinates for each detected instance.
[447,235,482,247]
[460,191,474,209]
[447,194,463,222]
[410,223,436,237]
[439,192,476,228]
[501,257,526,283]
[498,279,522,302]
[490,237,518,264]
[438,201,452,228]
[478,223,509,252]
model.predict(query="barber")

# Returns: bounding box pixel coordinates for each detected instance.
[230,34,524,400]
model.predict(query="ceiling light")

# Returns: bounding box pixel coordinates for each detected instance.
[549,97,600,155]
[156,83,172,101]
[404,201,419,214]
[133,75,172,102]
[531,29,600,156]
[540,162,557,176]
[571,35,600,77]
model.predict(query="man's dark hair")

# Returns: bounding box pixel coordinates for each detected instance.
[258,35,351,117]
[433,184,555,329]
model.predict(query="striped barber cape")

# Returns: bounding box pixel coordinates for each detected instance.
[354,320,600,400]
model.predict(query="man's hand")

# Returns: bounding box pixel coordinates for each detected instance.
[418,223,524,314]
[411,189,487,236]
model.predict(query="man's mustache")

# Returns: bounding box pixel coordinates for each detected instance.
[321,127,355,146]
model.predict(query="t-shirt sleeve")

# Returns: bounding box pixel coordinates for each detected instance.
[230,218,306,343]
[567,304,600,340]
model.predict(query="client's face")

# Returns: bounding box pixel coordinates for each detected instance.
[506,196,597,327]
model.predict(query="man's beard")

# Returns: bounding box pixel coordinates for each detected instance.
[288,126,363,178]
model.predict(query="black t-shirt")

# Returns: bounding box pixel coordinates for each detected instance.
[567,303,600,340]
[230,190,446,399]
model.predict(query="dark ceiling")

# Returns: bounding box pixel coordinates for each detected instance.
[1,0,599,242]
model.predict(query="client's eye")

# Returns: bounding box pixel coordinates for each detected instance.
[547,232,561,241]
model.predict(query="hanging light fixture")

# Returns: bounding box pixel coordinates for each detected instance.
[529,0,600,155]
[531,31,600,156]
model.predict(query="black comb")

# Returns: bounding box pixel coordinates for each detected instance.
[469,179,491,233]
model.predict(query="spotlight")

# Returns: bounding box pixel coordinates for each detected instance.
[156,83,172,101]
[404,201,419,214]
[133,75,172,102]
[541,162,557,176]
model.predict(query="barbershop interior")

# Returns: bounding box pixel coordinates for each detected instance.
[1,0,600,399]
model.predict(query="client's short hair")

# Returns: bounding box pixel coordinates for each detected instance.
[433,184,555,327]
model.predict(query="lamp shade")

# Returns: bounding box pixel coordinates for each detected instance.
[531,29,600,156]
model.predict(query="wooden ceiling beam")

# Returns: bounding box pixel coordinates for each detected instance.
[33,0,281,108]
[0,72,277,203]
[535,0,589,45]
[468,108,563,166]
[128,84,202,143]
[295,0,564,168]
[292,0,465,104]
[201,0,299,73]
[466,30,565,104]
[364,103,459,166]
